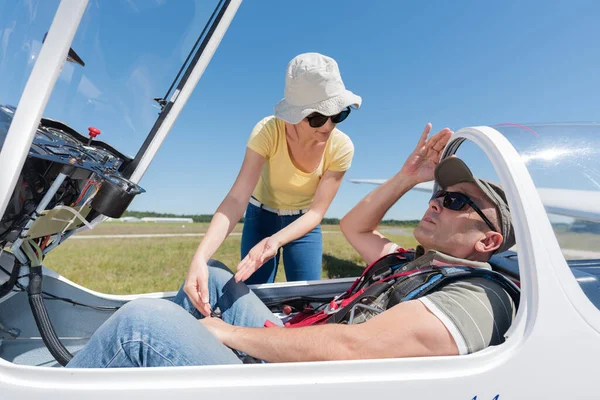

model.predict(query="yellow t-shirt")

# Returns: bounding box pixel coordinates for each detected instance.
[247,116,354,210]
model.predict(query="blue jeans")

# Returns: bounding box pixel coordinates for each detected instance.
[66,260,282,368]
[241,202,323,284]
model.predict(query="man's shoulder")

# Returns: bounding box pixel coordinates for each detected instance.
[437,275,516,299]
[421,275,517,354]
[424,263,517,317]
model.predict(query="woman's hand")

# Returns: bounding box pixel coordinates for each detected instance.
[234,236,280,282]
[184,257,212,317]
[400,123,453,184]
[184,148,266,316]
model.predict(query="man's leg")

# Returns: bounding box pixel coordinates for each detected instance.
[172,259,283,328]
[67,298,242,368]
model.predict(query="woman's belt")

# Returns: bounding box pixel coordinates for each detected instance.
[249,197,309,216]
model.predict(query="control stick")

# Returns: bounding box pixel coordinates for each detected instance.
[87,126,101,145]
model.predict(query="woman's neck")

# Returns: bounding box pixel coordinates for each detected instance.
[286,122,322,147]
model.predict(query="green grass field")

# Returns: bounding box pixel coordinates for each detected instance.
[43,222,419,294]
[555,232,600,252]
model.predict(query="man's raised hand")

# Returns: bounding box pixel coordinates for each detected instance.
[400,123,452,184]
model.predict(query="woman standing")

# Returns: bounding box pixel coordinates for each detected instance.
[185,53,361,316]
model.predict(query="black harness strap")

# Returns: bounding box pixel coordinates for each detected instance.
[285,251,520,327]
[327,264,520,325]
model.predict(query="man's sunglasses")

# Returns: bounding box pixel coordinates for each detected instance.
[431,190,497,232]
[305,107,351,128]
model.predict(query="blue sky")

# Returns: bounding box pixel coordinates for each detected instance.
[1,0,600,219]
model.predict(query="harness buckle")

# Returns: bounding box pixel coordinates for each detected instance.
[323,300,341,315]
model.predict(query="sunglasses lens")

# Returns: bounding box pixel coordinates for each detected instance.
[307,108,351,128]
[431,190,443,201]
[307,114,328,128]
[331,107,351,124]
[443,193,468,211]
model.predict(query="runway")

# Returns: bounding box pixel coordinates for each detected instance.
[70,232,600,259]
[72,231,341,239]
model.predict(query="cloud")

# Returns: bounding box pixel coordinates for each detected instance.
[0,23,16,64]
[125,0,139,13]
[77,75,102,99]
[23,0,39,22]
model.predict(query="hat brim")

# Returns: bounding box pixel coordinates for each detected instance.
[273,90,362,124]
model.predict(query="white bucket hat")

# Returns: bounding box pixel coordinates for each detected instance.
[274,53,362,124]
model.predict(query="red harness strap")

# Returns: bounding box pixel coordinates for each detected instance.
[263,248,418,328]
[262,248,522,328]
[345,248,409,294]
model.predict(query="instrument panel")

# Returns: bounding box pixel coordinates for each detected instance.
[1,105,130,179]
[0,105,143,243]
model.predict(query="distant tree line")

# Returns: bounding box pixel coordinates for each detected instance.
[379,219,420,228]
[569,220,600,233]
[123,211,215,223]
[123,211,420,227]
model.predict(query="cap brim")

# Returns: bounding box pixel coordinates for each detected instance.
[434,157,476,188]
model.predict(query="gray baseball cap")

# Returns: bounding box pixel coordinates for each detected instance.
[434,157,515,254]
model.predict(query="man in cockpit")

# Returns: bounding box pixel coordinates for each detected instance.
[67,124,517,368]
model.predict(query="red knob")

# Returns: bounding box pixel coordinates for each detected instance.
[88,126,101,139]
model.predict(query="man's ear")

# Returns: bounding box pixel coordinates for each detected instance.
[475,231,503,254]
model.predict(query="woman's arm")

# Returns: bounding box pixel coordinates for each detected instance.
[194,148,265,261]
[184,148,265,315]
[273,169,346,245]
[234,169,345,282]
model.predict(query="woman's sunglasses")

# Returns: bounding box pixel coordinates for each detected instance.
[305,107,351,128]
[431,190,497,232]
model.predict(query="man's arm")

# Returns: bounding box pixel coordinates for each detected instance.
[340,124,452,264]
[201,300,458,363]
[340,171,420,264]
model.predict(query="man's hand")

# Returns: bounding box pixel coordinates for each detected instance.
[400,123,453,184]
[184,258,212,317]
[201,317,236,344]
[234,236,280,282]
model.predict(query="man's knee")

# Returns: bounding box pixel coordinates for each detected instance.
[207,259,234,274]
[176,260,233,295]
[207,259,235,288]
[172,260,235,314]
[116,298,180,326]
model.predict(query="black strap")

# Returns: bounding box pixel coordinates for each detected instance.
[350,251,415,294]
[328,267,520,325]
[327,280,396,324]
